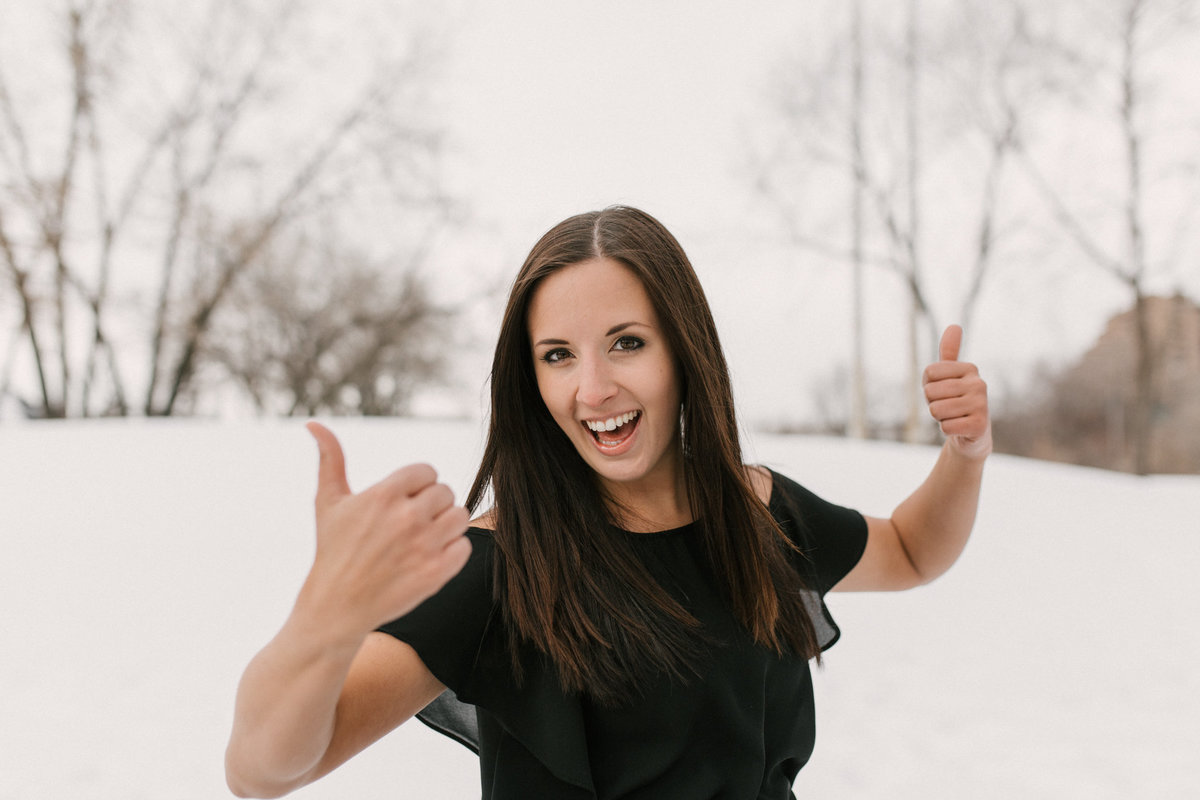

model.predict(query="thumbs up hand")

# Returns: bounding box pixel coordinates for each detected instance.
[923,325,993,461]
[298,422,472,635]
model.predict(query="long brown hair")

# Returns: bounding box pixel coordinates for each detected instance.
[467,206,819,706]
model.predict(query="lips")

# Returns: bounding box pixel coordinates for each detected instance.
[583,410,641,452]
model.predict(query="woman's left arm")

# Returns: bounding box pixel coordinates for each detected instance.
[832,325,992,592]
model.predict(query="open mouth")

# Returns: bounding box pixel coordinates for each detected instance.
[584,410,641,447]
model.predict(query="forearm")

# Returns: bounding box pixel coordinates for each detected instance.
[890,440,987,584]
[225,424,472,796]
[225,606,365,798]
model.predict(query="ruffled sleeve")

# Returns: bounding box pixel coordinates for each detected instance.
[767,468,868,650]
[376,529,498,705]
[375,528,497,755]
[375,528,597,796]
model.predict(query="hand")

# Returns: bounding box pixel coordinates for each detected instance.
[298,422,472,634]
[923,325,992,461]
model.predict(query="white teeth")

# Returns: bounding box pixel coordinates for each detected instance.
[586,411,638,432]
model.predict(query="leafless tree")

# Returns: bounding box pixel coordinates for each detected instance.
[204,229,450,417]
[755,0,1033,440]
[0,0,453,418]
[847,0,869,439]
[1013,0,1200,474]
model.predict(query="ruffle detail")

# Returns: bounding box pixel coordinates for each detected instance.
[418,667,597,795]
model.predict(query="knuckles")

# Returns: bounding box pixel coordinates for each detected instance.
[923,360,981,385]
[307,461,471,625]
[379,463,439,497]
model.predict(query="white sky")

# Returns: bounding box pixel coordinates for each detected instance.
[418,0,1192,424]
[429,0,867,422]
[1,0,1194,424]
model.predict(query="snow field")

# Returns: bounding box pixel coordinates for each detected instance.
[1,419,1196,798]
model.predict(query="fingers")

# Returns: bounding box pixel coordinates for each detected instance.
[922,326,989,449]
[430,534,473,585]
[378,463,440,499]
[395,530,473,620]
[431,504,471,551]
[939,324,963,363]
[404,480,459,530]
[363,464,468,549]
[307,421,351,508]
[926,391,987,428]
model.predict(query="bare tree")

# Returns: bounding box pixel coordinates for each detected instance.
[754,0,1033,439]
[1014,0,1200,474]
[204,229,450,417]
[0,0,453,418]
[847,0,869,439]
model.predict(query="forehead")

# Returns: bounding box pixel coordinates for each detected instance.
[527,258,657,335]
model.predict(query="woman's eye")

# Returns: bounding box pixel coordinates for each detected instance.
[540,348,571,364]
[613,336,644,352]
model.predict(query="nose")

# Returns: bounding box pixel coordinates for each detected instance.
[576,355,618,408]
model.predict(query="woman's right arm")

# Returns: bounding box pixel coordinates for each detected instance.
[225,423,472,797]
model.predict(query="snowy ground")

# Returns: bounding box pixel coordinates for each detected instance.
[1,419,1197,799]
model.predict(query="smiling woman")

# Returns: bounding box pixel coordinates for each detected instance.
[529,258,684,512]
[226,206,993,800]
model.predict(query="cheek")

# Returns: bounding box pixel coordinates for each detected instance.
[535,370,573,425]
[653,362,683,410]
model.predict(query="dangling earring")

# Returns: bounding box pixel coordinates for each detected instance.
[678,402,690,459]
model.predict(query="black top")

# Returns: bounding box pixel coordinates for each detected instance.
[378,469,867,799]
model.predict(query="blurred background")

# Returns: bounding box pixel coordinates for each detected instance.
[2,0,1198,475]
[3,5,1199,799]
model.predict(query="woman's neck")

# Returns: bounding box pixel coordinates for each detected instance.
[601,463,693,533]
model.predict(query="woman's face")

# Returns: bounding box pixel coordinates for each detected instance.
[527,257,683,493]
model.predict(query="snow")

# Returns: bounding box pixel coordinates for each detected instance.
[1,419,1197,798]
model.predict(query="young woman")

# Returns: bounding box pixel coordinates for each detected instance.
[226,206,991,799]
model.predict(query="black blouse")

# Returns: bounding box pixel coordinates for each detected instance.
[378,469,867,799]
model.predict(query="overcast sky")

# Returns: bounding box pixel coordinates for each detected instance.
[422,0,1176,423]
[3,0,1195,424]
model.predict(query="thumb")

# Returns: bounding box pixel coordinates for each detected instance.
[939,324,963,362]
[306,421,351,507]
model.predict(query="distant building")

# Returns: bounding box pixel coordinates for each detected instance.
[1001,294,1200,473]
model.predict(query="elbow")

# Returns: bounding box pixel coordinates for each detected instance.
[224,773,259,799]
[225,749,299,799]
[892,520,959,590]
[224,767,272,799]
[226,780,256,800]
[910,563,947,588]
[906,544,967,589]
[225,774,291,800]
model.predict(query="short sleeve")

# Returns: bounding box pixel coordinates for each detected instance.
[766,469,867,653]
[376,529,597,791]
[767,469,868,595]
[375,528,499,705]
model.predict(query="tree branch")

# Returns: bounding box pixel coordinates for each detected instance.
[0,209,56,415]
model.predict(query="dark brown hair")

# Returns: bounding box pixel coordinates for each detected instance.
[466,206,819,705]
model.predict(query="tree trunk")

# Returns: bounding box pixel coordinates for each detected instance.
[848,0,868,439]
[902,0,925,444]
[1120,0,1153,474]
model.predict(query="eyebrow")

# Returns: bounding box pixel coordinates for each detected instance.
[534,322,647,348]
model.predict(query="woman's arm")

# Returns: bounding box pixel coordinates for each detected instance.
[225,423,471,797]
[833,325,991,592]
[226,627,443,798]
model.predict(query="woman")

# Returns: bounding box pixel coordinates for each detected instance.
[225,206,991,799]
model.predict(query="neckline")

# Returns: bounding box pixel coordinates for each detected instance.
[615,520,698,537]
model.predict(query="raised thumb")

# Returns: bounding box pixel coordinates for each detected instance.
[306,421,351,507]
[939,324,963,362]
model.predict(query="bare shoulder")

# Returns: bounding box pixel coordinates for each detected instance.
[471,508,496,531]
[744,464,774,505]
